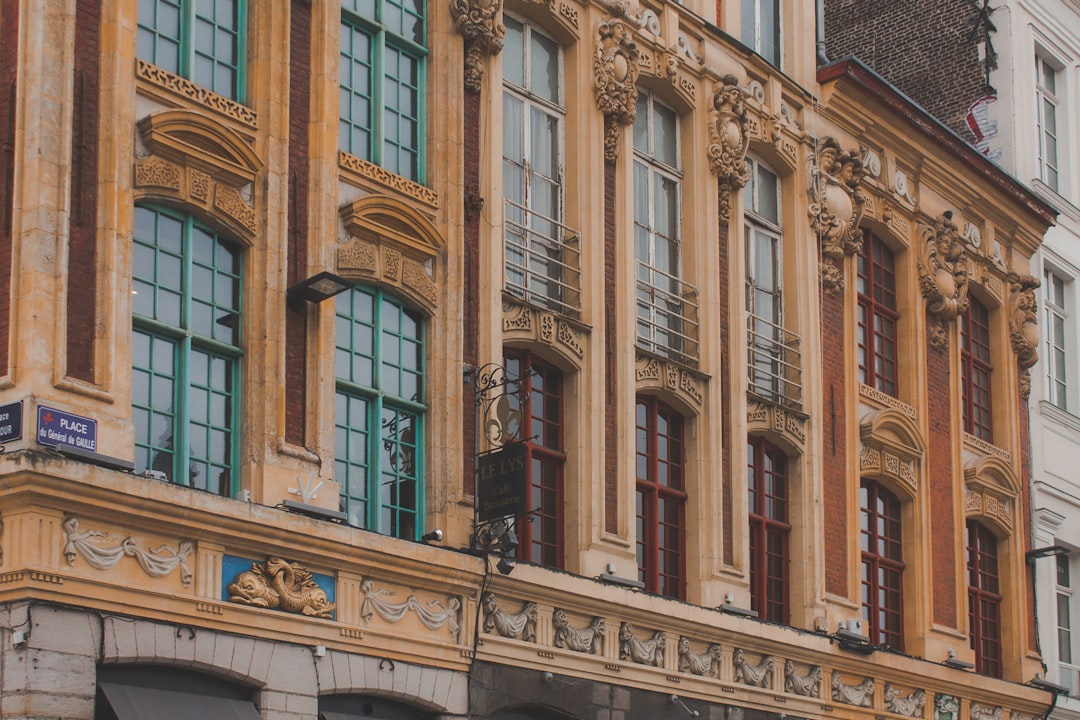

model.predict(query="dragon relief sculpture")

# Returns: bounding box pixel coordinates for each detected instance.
[708,76,750,220]
[677,636,722,676]
[226,557,335,619]
[918,212,971,347]
[832,672,874,707]
[593,19,640,161]
[450,0,506,91]
[884,684,926,718]
[553,608,605,654]
[481,591,538,642]
[1007,271,1040,399]
[783,660,822,697]
[810,137,867,296]
[619,622,666,666]
[732,648,774,688]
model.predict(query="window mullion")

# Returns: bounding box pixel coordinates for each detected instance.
[369,393,384,532]
[181,0,194,83]
[176,335,193,487]
[373,29,386,167]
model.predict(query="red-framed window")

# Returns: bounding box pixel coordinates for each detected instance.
[967,520,1003,678]
[857,231,899,396]
[961,298,993,442]
[635,396,686,599]
[504,350,565,568]
[748,436,790,623]
[860,480,904,649]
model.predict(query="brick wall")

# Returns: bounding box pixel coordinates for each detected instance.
[821,258,848,597]
[604,160,617,534]
[823,0,992,141]
[285,0,311,448]
[927,327,957,628]
[0,0,19,376]
[462,89,480,495]
[66,0,100,382]
[719,220,733,565]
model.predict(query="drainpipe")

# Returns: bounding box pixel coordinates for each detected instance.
[816,0,830,65]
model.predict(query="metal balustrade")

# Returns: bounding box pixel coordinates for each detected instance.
[635,261,700,365]
[746,312,803,411]
[504,198,581,319]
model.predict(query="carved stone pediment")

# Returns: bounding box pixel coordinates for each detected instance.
[451,0,506,91]
[708,76,750,220]
[138,109,262,187]
[593,19,640,161]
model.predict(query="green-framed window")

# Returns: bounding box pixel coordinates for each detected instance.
[335,286,426,539]
[132,205,242,495]
[137,0,246,101]
[340,0,426,182]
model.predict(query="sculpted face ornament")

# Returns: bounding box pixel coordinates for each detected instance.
[593,19,640,161]
[708,76,750,220]
[918,212,970,350]
[450,0,506,91]
[809,137,867,295]
[1007,271,1040,399]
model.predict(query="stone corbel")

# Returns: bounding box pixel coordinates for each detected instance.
[451,0,506,92]
[708,76,750,220]
[594,19,640,161]
[1007,271,1040,399]
[918,212,970,349]
[810,137,866,296]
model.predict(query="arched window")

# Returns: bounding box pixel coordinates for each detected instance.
[635,396,686,599]
[320,694,432,720]
[96,665,258,719]
[504,349,566,568]
[967,520,1003,677]
[860,480,904,649]
[132,205,242,495]
[857,231,899,396]
[961,297,993,442]
[747,436,790,623]
[335,286,426,539]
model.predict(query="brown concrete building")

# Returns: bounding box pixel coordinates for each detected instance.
[0,1,1058,719]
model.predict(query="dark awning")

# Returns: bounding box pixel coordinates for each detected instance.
[99,682,262,720]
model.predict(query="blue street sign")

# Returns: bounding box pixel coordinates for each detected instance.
[0,400,22,443]
[37,405,97,451]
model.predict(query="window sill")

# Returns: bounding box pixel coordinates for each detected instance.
[1038,400,1080,435]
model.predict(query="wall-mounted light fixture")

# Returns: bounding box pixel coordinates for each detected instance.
[1026,545,1069,564]
[942,649,974,670]
[496,557,515,575]
[421,529,444,544]
[287,271,354,305]
[1028,676,1070,694]
[669,694,700,718]
[281,499,347,523]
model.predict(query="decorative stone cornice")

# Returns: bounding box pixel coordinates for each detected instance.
[708,76,750,220]
[451,0,506,92]
[1007,272,1040,399]
[810,137,866,295]
[593,19,640,161]
[635,354,704,407]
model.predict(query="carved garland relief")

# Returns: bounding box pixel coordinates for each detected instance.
[62,517,194,586]
[708,76,751,220]
[594,19,640,161]
[450,0,506,91]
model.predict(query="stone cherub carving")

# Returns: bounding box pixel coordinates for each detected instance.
[553,609,605,654]
[481,591,538,642]
[677,636,722,676]
[783,660,822,697]
[619,622,666,666]
[970,704,1003,720]
[227,557,335,618]
[832,672,874,707]
[593,19,640,161]
[733,648,774,688]
[884,684,926,718]
[708,75,750,220]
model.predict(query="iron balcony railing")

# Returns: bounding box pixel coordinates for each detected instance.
[504,198,581,319]
[635,261,700,365]
[746,311,802,411]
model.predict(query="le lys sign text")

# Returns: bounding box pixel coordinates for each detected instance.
[476,442,529,523]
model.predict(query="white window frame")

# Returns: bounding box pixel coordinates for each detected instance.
[1035,50,1063,194]
[744,156,783,327]
[1044,265,1070,411]
[741,0,782,68]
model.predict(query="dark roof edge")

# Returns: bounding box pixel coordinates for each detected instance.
[817,58,1057,228]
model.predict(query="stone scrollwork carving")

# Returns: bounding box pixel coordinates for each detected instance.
[918,212,970,321]
[594,19,640,161]
[810,137,867,295]
[451,0,506,91]
[226,557,335,618]
[708,76,750,220]
[934,694,959,720]
[1007,272,1040,399]
[884,684,926,717]
[481,591,538,642]
[677,637,722,676]
[619,622,665,666]
[553,608,605,654]
[831,672,874,707]
[733,648,774,688]
[783,660,822,697]
[62,517,193,586]
[359,579,461,639]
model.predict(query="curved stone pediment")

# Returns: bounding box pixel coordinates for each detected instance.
[137,109,262,187]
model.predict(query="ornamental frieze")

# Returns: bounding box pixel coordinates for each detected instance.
[553,608,605,654]
[859,383,917,419]
[450,0,505,91]
[618,622,665,666]
[359,578,461,640]
[594,19,640,161]
[935,694,959,720]
[964,489,1013,530]
[970,703,1003,720]
[62,517,194,586]
[481,592,538,641]
[783,660,822,698]
[884,684,926,717]
[732,648,774,688]
[339,152,440,208]
[226,556,335,618]
[708,76,750,220]
[677,637,721,676]
[831,672,874,707]
[136,59,258,129]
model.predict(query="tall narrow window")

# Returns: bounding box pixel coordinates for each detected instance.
[636,397,686,599]
[137,0,245,101]
[857,232,899,396]
[967,520,1003,678]
[1045,269,1069,410]
[132,205,242,495]
[502,18,577,317]
[340,0,426,182]
[504,350,565,568]
[1058,554,1074,667]
[741,0,781,67]
[1036,54,1060,192]
[634,91,689,361]
[748,437,789,624]
[860,480,904,649]
[961,298,993,442]
[335,286,426,539]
